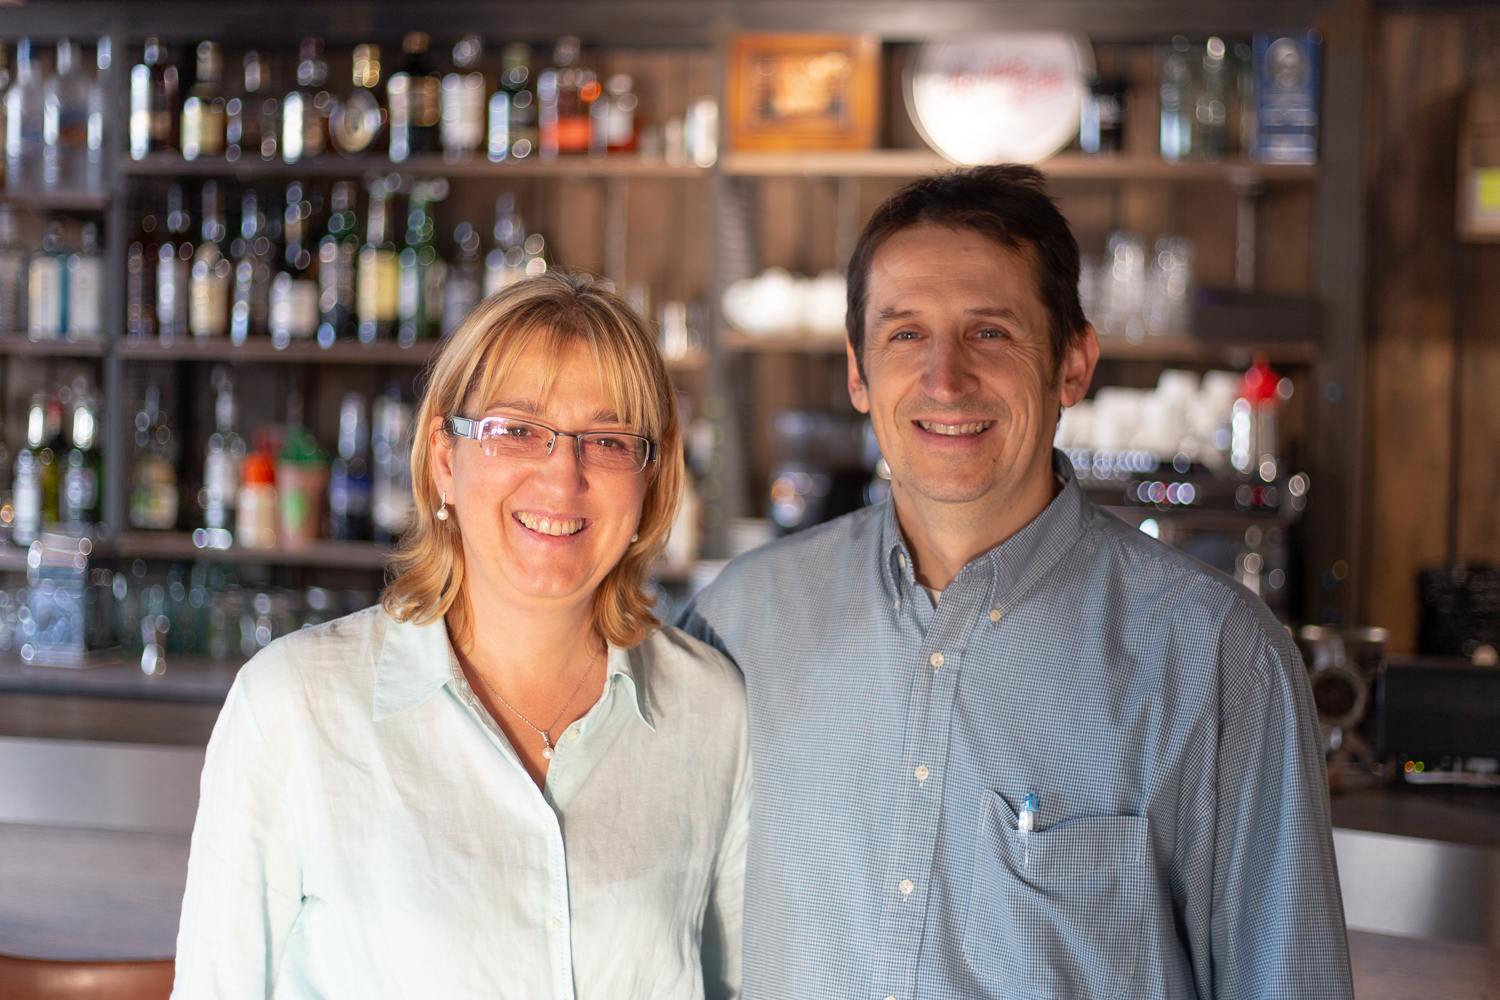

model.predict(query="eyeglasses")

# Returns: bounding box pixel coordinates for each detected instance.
[446,415,657,474]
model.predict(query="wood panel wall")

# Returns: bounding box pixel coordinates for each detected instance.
[1365,10,1500,652]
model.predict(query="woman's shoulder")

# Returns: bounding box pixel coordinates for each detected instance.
[234,604,391,705]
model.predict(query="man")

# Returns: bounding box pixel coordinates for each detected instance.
[680,165,1351,1000]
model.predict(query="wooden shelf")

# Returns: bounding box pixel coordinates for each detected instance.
[0,188,109,212]
[118,336,439,365]
[722,329,1319,366]
[720,150,1319,182]
[109,532,393,570]
[0,334,108,357]
[121,152,708,180]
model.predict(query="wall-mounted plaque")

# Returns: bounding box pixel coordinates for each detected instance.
[726,34,881,151]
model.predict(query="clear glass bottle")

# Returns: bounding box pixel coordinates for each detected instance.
[442,222,482,336]
[66,221,103,340]
[129,384,179,531]
[156,182,192,341]
[201,366,244,546]
[225,50,271,162]
[230,189,272,343]
[371,382,412,544]
[0,204,27,332]
[84,39,108,188]
[317,180,358,347]
[484,192,526,297]
[388,32,441,162]
[538,37,596,158]
[357,182,399,342]
[331,44,384,156]
[12,391,47,544]
[129,37,178,160]
[28,220,68,341]
[181,41,226,160]
[490,43,535,161]
[0,46,11,188]
[594,73,638,156]
[190,180,231,337]
[283,37,329,163]
[441,34,486,162]
[6,39,45,189]
[271,181,319,346]
[41,387,65,526]
[328,392,372,541]
[43,39,90,188]
[62,380,102,531]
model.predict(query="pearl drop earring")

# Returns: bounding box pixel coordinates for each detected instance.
[436,492,450,521]
[631,533,639,543]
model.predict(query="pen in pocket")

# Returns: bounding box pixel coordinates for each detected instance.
[1018,793,1039,867]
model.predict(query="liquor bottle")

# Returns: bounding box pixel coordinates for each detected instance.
[129,37,178,160]
[129,384,179,530]
[41,388,65,526]
[283,37,330,163]
[371,382,412,544]
[0,46,10,188]
[328,392,372,541]
[538,37,597,158]
[201,367,244,546]
[230,189,272,343]
[156,183,192,341]
[271,181,319,346]
[6,39,45,189]
[181,41,227,160]
[84,39,109,188]
[398,178,446,346]
[317,180,358,346]
[28,221,68,341]
[441,34,486,162]
[190,180,231,337]
[12,392,47,544]
[488,43,536,161]
[357,182,399,342]
[442,222,482,336]
[331,44,384,156]
[483,192,526,297]
[62,381,102,530]
[127,196,159,338]
[0,204,26,332]
[388,32,441,162]
[591,73,638,157]
[43,39,90,188]
[1195,37,1230,161]
[66,221,103,339]
[225,51,273,162]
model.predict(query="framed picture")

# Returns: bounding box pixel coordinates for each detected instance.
[726,34,881,151]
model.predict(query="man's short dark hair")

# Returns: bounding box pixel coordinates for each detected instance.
[845,164,1087,380]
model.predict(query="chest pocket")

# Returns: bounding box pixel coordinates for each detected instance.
[962,791,1148,1000]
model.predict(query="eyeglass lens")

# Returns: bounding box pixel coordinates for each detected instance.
[477,419,649,472]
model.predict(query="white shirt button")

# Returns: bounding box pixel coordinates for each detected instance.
[567,729,579,741]
[929,651,944,669]
[990,608,1002,623]
[893,598,900,611]
[914,765,930,781]
[899,878,914,895]
[549,917,562,932]
[897,553,907,569]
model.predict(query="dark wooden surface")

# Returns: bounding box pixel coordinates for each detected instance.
[1332,787,1500,850]
[0,695,221,747]
[1349,929,1499,1000]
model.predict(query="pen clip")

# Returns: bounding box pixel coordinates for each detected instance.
[1018,793,1039,867]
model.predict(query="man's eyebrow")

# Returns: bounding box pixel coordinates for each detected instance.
[875,306,920,322]
[873,305,1027,324]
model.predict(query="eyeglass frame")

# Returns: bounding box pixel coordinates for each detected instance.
[445,414,659,474]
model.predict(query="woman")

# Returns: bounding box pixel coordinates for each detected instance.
[173,273,749,999]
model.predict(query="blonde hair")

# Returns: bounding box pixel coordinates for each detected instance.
[382,271,683,650]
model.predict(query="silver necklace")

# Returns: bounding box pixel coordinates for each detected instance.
[472,644,602,760]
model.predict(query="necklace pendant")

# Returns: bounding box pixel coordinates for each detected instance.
[542,745,553,759]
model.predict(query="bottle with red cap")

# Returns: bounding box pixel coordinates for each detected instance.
[237,431,279,549]
[1230,353,1284,482]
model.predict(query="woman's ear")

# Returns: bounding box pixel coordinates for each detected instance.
[430,414,456,500]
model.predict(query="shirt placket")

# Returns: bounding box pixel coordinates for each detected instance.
[872,558,988,1000]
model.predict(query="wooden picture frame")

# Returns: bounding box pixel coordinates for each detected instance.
[725,34,881,151]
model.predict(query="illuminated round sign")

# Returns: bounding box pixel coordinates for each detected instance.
[905,34,1092,165]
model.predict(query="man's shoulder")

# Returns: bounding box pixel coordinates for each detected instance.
[709,504,885,599]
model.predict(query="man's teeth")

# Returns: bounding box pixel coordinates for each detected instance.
[918,420,993,437]
[516,512,585,536]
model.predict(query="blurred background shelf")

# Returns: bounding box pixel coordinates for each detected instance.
[0,189,110,212]
[121,152,709,180]
[117,337,439,365]
[108,532,394,570]
[719,150,1320,182]
[0,334,108,357]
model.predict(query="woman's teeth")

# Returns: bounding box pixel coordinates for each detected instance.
[515,512,585,536]
[918,420,993,436]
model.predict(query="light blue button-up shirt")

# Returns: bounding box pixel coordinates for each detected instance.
[681,450,1351,1000]
[173,606,750,1000]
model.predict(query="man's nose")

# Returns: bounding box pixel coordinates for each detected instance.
[921,335,978,401]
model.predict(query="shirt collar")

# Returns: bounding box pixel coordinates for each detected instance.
[373,609,657,731]
[881,448,1091,607]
